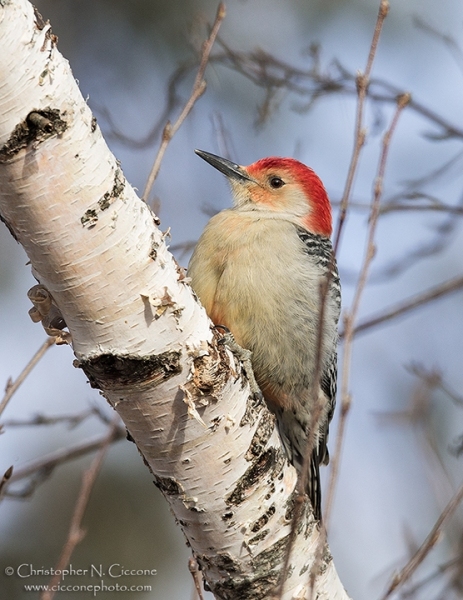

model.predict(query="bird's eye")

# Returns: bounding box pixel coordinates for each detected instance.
[269,176,285,189]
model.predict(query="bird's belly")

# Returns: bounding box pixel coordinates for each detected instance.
[212,256,322,400]
[188,213,337,410]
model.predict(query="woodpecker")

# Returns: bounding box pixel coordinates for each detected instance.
[188,149,341,520]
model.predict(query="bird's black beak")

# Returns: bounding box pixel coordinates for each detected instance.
[195,149,254,183]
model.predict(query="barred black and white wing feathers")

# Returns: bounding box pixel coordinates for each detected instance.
[292,227,341,519]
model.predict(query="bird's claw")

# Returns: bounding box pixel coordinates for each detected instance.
[214,326,262,398]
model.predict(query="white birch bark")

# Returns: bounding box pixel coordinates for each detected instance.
[0,1,351,598]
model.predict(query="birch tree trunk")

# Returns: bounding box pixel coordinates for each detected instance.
[0,1,351,598]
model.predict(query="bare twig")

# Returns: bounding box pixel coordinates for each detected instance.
[306,7,393,590]
[407,363,463,408]
[212,40,463,140]
[278,0,396,584]
[400,556,462,598]
[210,110,236,159]
[338,204,460,284]
[170,240,199,260]
[339,274,463,338]
[275,493,309,599]
[357,77,463,140]
[142,3,226,203]
[4,428,126,498]
[381,481,463,599]
[277,7,392,595]
[2,408,99,429]
[333,195,463,215]
[0,337,55,419]
[277,277,332,599]
[332,0,390,255]
[188,557,205,600]
[324,93,410,529]
[371,222,460,284]
[96,60,194,149]
[402,149,463,189]
[331,192,463,216]
[0,465,13,501]
[414,17,463,78]
[326,4,397,523]
[380,202,463,215]
[42,417,120,600]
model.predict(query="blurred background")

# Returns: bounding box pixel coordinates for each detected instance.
[1,0,463,598]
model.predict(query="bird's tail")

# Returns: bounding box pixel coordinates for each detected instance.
[275,408,324,521]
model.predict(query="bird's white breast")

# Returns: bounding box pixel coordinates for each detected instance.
[188,209,338,400]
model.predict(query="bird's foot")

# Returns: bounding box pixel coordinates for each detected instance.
[215,326,262,399]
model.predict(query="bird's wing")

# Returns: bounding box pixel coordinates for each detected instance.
[296,226,341,517]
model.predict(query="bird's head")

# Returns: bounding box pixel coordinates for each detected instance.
[195,149,332,237]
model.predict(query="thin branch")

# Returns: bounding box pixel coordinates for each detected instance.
[170,240,199,260]
[360,81,463,140]
[277,278,329,599]
[369,217,460,283]
[97,60,195,149]
[210,110,237,160]
[4,428,126,498]
[0,465,13,501]
[188,557,205,600]
[414,17,463,79]
[407,363,463,408]
[280,0,396,576]
[333,0,389,255]
[211,35,463,140]
[141,3,226,203]
[402,149,463,189]
[277,7,392,593]
[337,176,463,287]
[324,92,410,529]
[400,556,462,598]
[381,481,463,599]
[339,274,463,338]
[333,197,463,215]
[2,408,99,429]
[42,417,120,600]
[318,0,391,538]
[380,202,463,215]
[0,336,55,419]
[331,193,463,216]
